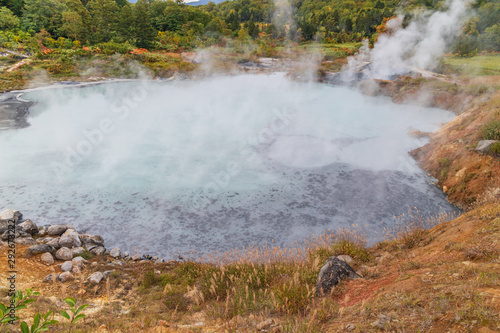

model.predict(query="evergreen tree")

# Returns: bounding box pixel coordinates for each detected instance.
[22,0,67,36]
[0,0,23,16]
[88,0,119,43]
[118,3,134,42]
[133,0,156,48]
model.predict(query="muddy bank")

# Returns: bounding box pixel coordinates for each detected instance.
[0,92,33,130]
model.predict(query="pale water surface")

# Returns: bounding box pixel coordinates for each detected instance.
[0,74,458,257]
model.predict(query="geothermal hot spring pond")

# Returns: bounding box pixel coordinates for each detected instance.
[0,74,458,257]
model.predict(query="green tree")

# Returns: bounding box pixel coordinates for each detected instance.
[62,0,91,41]
[22,0,68,36]
[0,6,19,30]
[88,0,119,43]
[244,19,258,38]
[60,10,84,40]
[374,0,385,9]
[114,0,127,7]
[118,3,134,42]
[481,24,500,51]
[133,0,156,48]
[0,0,24,16]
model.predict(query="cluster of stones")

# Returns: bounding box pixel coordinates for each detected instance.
[0,209,166,284]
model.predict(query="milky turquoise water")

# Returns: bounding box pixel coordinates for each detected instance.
[0,74,458,257]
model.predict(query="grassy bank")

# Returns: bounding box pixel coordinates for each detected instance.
[443,54,500,76]
[1,204,499,332]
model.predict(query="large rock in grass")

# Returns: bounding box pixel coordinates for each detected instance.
[89,272,104,284]
[59,229,81,248]
[0,209,22,233]
[58,272,74,283]
[316,256,361,296]
[476,140,499,154]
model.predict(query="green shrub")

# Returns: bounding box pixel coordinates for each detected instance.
[484,120,500,140]
[490,142,500,155]
[95,42,134,55]
[451,34,479,57]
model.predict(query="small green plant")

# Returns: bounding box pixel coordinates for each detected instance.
[80,250,93,260]
[60,297,88,333]
[483,120,500,140]
[20,311,58,333]
[0,289,39,328]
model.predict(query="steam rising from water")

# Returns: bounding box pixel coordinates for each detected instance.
[344,0,471,80]
[0,74,457,257]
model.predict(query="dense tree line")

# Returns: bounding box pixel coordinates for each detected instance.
[0,0,498,52]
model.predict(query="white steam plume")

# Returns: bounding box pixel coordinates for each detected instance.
[343,0,471,80]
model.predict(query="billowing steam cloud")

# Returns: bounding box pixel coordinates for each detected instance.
[343,0,471,80]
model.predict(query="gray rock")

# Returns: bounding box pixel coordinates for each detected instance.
[61,261,73,272]
[123,252,129,257]
[90,246,106,256]
[132,254,141,261]
[110,247,121,258]
[16,237,36,245]
[0,209,22,222]
[43,273,58,283]
[71,247,85,256]
[89,272,104,284]
[336,255,354,264]
[27,244,55,255]
[48,225,70,236]
[79,234,104,246]
[476,140,499,154]
[72,256,88,266]
[0,209,22,233]
[345,324,356,331]
[316,256,361,296]
[1,229,30,240]
[84,243,97,251]
[38,226,48,236]
[17,220,38,235]
[103,271,113,278]
[371,314,390,330]
[59,229,81,248]
[55,247,73,261]
[46,237,61,249]
[58,272,74,283]
[40,252,54,265]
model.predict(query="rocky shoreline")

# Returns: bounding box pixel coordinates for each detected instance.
[1,208,361,296]
[1,208,170,284]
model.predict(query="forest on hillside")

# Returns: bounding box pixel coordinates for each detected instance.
[0,0,498,57]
